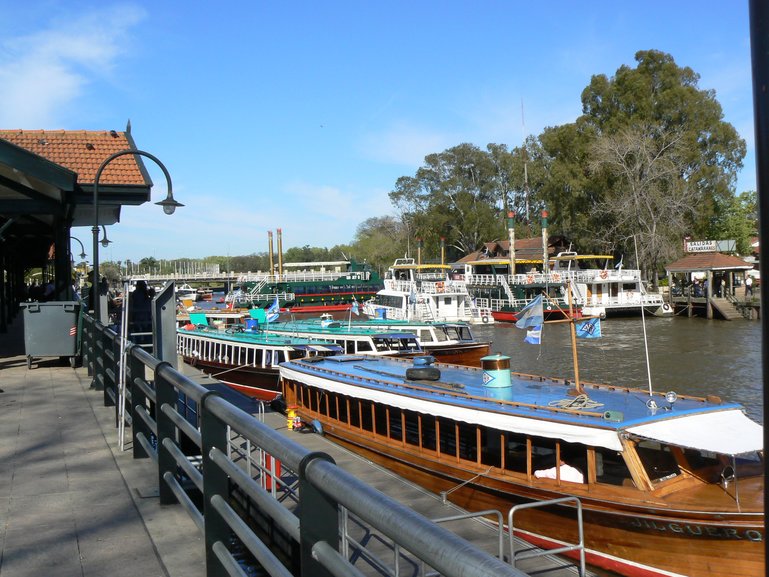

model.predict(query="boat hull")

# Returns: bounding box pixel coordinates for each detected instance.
[182,356,281,401]
[309,422,763,577]
[423,342,491,367]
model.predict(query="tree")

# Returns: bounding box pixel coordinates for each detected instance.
[708,190,757,255]
[389,143,504,260]
[538,49,746,270]
[589,125,697,283]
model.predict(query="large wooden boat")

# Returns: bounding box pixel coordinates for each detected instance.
[177,320,341,401]
[260,317,424,357]
[279,354,764,577]
[341,316,492,366]
[362,258,494,324]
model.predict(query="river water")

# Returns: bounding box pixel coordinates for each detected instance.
[471,316,763,425]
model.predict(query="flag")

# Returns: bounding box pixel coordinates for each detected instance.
[515,295,544,329]
[523,325,542,345]
[615,255,624,270]
[351,297,359,315]
[575,317,602,339]
[266,296,280,322]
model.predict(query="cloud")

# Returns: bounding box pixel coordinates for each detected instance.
[0,5,145,127]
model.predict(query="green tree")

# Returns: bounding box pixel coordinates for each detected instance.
[389,143,503,260]
[708,190,757,255]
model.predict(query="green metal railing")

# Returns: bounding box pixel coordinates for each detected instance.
[80,313,527,577]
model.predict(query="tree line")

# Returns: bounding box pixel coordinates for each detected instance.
[102,50,756,284]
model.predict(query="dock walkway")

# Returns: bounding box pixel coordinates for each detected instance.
[0,316,587,577]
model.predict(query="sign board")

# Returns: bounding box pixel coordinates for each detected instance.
[685,240,717,253]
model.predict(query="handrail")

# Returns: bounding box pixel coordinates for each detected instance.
[80,312,527,577]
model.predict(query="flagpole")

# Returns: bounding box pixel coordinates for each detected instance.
[566,282,583,395]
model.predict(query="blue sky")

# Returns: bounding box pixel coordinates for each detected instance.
[0,1,755,263]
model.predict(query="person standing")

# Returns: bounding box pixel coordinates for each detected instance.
[745,275,753,297]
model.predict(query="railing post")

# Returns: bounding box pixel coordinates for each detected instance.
[154,361,178,505]
[299,452,338,577]
[129,347,150,459]
[200,392,229,577]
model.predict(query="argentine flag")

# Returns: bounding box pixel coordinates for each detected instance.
[266,296,280,322]
[516,295,544,344]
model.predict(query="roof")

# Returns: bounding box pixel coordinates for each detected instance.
[0,129,146,185]
[665,252,753,273]
[456,235,571,263]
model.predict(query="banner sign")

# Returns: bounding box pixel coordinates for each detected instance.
[685,240,717,253]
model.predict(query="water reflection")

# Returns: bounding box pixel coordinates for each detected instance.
[473,317,763,424]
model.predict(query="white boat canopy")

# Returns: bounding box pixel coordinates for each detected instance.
[626,409,763,455]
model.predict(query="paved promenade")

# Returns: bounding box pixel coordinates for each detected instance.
[0,317,205,577]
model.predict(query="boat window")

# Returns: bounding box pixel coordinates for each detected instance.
[636,440,680,483]
[389,407,403,442]
[438,417,457,458]
[357,340,373,352]
[681,447,721,478]
[337,396,347,423]
[434,328,448,342]
[403,410,420,447]
[480,429,502,468]
[457,422,477,462]
[503,432,528,474]
[349,398,360,428]
[422,415,437,451]
[594,447,633,486]
[360,400,373,432]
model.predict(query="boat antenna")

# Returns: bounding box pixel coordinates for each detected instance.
[634,235,654,396]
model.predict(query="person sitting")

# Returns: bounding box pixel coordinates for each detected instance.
[534,459,584,483]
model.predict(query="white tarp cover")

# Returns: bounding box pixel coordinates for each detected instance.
[626,409,763,455]
[281,366,625,451]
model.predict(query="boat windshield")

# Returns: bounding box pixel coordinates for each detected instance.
[372,335,422,352]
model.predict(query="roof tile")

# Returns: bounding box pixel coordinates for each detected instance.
[0,129,146,185]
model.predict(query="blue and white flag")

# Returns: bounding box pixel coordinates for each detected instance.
[266,296,280,322]
[351,297,359,315]
[516,295,544,345]
[515,295,544,329]
[523,325,542,345]
[575,317,602,339]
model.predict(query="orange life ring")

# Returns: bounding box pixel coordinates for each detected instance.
[552,272,561,282]
[600,270,608,280]
[436,282,445,293]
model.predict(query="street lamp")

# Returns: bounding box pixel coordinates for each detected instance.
[92,149,182,322]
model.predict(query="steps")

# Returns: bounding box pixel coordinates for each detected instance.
[709,297,744,320]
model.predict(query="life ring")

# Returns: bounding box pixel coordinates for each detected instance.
[600,270,608,280]
[552,272,561,282]
[526,275,534,284]
[406,367,442,381]
[436,282,445,293]
[481,315,490,323]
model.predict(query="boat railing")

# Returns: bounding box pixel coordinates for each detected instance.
[465,269,645,287]
[508,497,586,577]
[80,313,526,577]
[238,270,358,283]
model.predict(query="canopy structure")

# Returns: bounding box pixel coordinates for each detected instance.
[626,409,763,455]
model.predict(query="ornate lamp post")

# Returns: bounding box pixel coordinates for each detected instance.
[92,149,182,323]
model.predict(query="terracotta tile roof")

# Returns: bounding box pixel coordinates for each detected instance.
[0,129,146,185]
[665,252,753,272]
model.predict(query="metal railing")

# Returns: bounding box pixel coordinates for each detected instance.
[81,313,527,577]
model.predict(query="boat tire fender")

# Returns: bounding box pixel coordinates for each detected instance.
[406,367,442,381]
[481,315,490,323]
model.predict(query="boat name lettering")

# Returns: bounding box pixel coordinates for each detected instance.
[628,518,763,541]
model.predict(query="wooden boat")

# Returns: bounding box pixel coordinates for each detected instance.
[177,316,341,401]
[363,258,494,324]
[339,315,492,366]
[260,317,424,357]
[279,353,764,577]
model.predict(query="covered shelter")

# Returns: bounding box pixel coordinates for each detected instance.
[665,252,754,319]
[0,125,156,331]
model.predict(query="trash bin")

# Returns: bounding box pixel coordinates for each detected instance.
[20,301,80,369]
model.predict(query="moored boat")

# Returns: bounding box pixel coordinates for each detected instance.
[363,257,494,324]
[278,354,764,577]
[177,315,341,401]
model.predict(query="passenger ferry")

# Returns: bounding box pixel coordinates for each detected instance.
[362,258,494,324]
[279,354,764,577]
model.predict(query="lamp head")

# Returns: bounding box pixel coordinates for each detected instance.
[156,192,184,215]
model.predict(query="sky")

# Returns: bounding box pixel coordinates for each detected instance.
[0,1,756,264]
